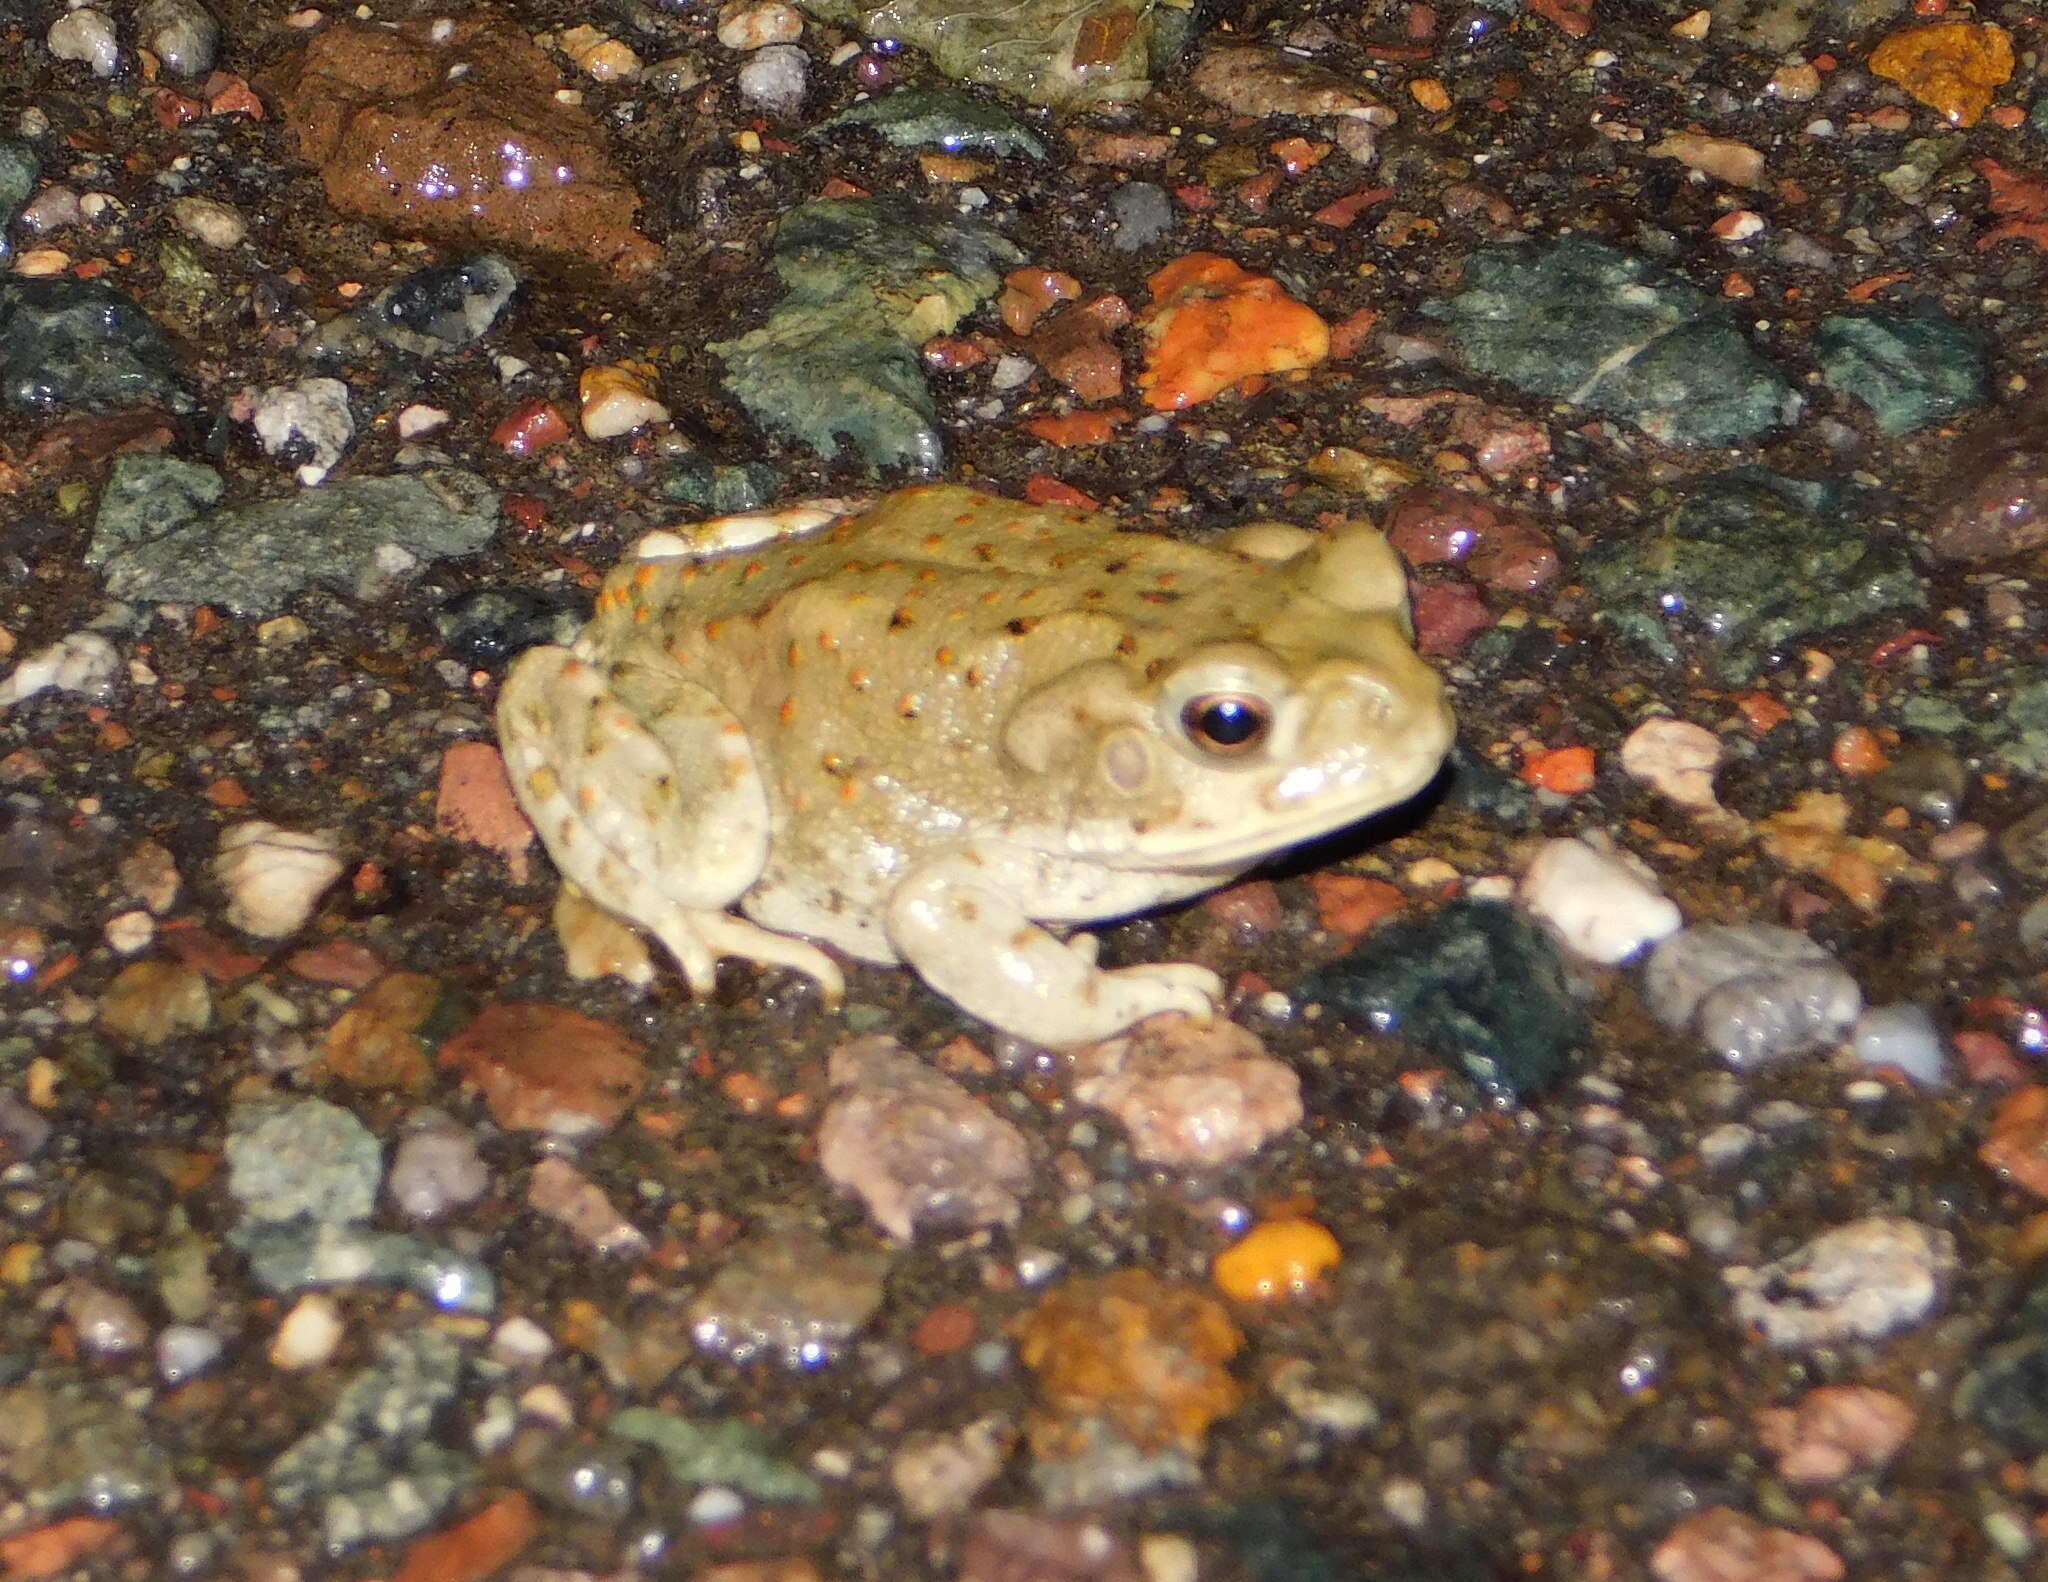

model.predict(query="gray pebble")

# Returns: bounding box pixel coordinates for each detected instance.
[737,44,808,116]
[1109,182,1174,251]
[224,1096,382,1227]
[1853,1002,1948,1085]
[135,0,219,78]
[1643,924,1861,1069]
[157,1323,225,1383]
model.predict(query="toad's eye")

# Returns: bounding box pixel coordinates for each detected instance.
[1180,693,1271,756]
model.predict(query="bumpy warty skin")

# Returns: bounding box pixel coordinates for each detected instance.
[498,484,1453,1044]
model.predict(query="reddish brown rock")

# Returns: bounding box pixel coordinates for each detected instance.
[1650,1508,1843,1582]
[435,741,534,883]
[439,1001,646,1137]
[267,10,659,279]
[1926,398,2048,562]
[1027,294,1131,402]
[1981,1083,2048,1197]
[1411,579,1495,655]
[1753,1384,1916,1484]
[1385,484,1561,593]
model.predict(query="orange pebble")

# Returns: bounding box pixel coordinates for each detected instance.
[1212,1217,1342,1302]
[1734,690,1791,732]
[1520,744,1596,794]
[1831,725,1890,776]
[1136,254,1329,412]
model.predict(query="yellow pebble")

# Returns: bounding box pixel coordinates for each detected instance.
[1212,1217,1341,1303]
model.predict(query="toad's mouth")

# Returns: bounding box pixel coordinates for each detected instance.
[1071,750,1451,873]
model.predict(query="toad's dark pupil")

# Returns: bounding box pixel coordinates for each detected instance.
[1186,695,1266,750]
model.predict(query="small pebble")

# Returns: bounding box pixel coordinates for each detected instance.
[397,403,450,438]
[387,1118,490,1221]
[1212,1217,1341,1302]
[47,7,120,76]
[214,821,344,939]
[492,1315,554,1368]
[269,1293,345,1369]
[63,1281,149,1355]
[247,377,355,486]
[1620,717,1724,812]
[157,1323,224,1384]
[578,362,669,440]
[1724,1216,1956,1349]
[1852,1003,1947,1086]
[0,631,120,707]
[169,195,247,249]
[1519,837,1683,965]
[717,0,802,50]
[688,1486,745,1526]
[737,44,808,116]
[1109,182,1175,250]
[136,0,220,77]
[1644,924,1861,1069]
[104,909,154,954]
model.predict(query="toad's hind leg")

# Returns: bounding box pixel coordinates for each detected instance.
[497,645,843,1002]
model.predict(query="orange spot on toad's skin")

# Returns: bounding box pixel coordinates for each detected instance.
[633,564,657,587]
[779,698,797,724]
[1136,253,1330,411]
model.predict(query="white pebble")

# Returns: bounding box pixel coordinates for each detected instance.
[104,910,155,954]
[688,1486,745,1526]
[1520,837,1682,965]
[492,1315,555,1369]
[579,377,669,441]
[1620,716,1724,812]
[388,1119,490,1220]
[518,1382,576,1428]
[396,403,450,439]
[248,377,355,487]
[20,185,84,231]
[737,43,808,116]
[991,354,1036,391]
[170,195,247,249]
[1853,1003,1948,1086]
[157,1324,224,1384]
[47,6,120,76]
[717,0,802,50]
[213,821,344,939]
[269,1293,345,1369]
[0,631,119,707]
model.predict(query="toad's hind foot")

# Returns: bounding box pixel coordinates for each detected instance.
[660,910,845,1006]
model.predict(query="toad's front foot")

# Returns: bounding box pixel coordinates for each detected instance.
[886,865,1223,1047]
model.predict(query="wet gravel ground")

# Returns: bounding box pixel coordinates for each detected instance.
[7,1,2048,1579]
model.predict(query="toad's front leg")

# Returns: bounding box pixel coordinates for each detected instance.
[883,856,1222,1047]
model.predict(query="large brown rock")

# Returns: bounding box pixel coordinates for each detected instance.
[267,10,659,278]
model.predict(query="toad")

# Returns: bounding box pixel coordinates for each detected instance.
[498,485,1452,1045]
